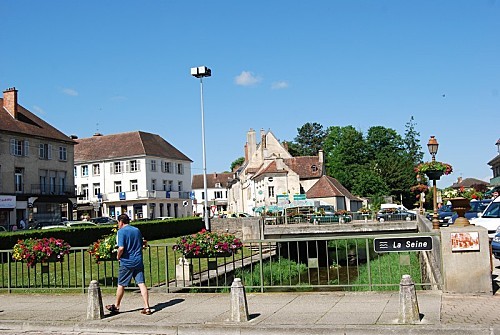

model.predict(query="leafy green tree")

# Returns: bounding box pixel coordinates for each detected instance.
[230,157,245,172]
[404,116,424,165]
[289,122,327,156]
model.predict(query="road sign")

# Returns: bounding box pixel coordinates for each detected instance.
[293,194,306,200]
[374,236,433,253]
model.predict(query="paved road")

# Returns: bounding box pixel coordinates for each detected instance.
[0,257,498,335]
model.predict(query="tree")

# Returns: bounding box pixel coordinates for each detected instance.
[404,116,423,166]
[230,157,245,172]
[289,122,327,156]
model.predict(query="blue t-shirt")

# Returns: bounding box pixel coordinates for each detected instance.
[117,225,143,268]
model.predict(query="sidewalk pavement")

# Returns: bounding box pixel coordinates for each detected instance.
[0,288,499,335]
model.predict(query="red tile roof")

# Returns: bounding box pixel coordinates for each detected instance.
[306,175,361,200]
[284,156,323,179]
[74,131,192,162]
[0,98,75,143]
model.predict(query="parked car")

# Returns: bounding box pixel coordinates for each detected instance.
[377,209,416,222]
[470,196,500,239]
[449,199,492,224]
[90,217,117,225]
[64,220,97,228]
[154,216,174,220]
[492,230,500,259]
[228,213,252,218]
[39,222,68,230]
[309,214,352,224]
[426,205,455,227]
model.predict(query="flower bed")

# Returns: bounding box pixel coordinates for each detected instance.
[12,237,71,267]
[172,229,243,258]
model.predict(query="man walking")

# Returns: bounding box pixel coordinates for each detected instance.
[106,214,152,315]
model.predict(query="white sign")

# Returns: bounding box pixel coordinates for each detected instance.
[0,195,16,209]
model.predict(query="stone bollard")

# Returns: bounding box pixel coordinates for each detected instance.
[87,280,104,320]
[230,278,249,322]
[398,274,420,324]
[176,257,193,282]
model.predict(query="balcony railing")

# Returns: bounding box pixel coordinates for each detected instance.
[30,184,76,197]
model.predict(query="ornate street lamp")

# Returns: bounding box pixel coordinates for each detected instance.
[191,66,211,231]
[427,136,440,230]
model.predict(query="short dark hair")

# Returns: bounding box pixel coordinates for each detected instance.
[118,214,130,224]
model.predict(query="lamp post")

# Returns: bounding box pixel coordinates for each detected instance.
[191,66,212,231]
[427,136,440,230]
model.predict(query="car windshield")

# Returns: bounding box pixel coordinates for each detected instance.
[470,201,490,212]
[482,202,500,218]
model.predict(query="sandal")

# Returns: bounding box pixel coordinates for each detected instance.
[105,304,120,314]
[141,308,152,315]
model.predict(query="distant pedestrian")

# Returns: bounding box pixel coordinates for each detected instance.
[19,218,26,230]
[106,214,152,315]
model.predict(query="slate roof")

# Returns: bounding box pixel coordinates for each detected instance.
[192,172,233,189]
[450,177,489,189]
[0,98,75,143]
[74,131,192,163]
[306,175,362,201]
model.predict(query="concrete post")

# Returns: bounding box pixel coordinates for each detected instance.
[176,257,193,282]
[230,278,249,322]
[87,280,104,320]
[398,274,420,324]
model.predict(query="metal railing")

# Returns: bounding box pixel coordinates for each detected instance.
[0,232,441,293]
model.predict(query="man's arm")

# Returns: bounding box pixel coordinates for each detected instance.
[116,246,124,260]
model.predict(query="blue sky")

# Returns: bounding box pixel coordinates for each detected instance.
[1,1,499,189]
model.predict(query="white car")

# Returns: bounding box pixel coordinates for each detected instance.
[470,196,500,239]
[155,216,174,220]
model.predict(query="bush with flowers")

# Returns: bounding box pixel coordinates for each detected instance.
[442,186,483,201]
[12,237,71,267]
[88,232,118,263]
[414,161,453,175]
[172,229,243,257]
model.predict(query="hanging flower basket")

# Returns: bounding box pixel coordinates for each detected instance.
[172,229,243,258]
[12,237,71,268]
[425,170,444,180]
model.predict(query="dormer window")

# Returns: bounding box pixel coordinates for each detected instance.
[215,182,221,188]
[311,165,318,172]
[268,177,273,183]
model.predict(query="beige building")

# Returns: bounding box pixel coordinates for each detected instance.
[0,87,76,230]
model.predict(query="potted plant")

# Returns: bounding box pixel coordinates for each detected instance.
[12,237,71,267]
[172,229,243,258]
[415,161,453,180]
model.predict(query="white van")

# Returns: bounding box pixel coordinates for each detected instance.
[380,204,416,214]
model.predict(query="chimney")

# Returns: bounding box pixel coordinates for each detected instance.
[246,128,256,160]
[457,177,463,184]
[318,150,325,175]
[3,87,18,119]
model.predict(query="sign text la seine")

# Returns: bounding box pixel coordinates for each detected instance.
[374,236,433,253]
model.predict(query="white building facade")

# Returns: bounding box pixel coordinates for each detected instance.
[191,172,232,217]
[74,131,192,220]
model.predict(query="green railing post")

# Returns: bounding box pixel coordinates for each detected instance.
[259,242,264,293]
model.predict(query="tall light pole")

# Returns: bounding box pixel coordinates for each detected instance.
[427,136,440,230]
[191,66,212,231]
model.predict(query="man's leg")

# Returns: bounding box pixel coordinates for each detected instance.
[115,284,125,309]
[138,283,150,309]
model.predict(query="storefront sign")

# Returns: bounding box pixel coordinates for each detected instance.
[0,196,16,209]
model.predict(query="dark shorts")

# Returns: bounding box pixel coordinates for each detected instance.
[118,265,145,286]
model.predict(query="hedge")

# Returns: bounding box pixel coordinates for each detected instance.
[0,217,204,250]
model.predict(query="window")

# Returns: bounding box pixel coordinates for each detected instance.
[40,175,47,194]
[14,168,23,192]
[151,179,156,191]
[10,139,29,156]
[114,181,122,193]
[162,180,168,191]
[129,160,140,172]
[49,176,56,193]
[214,191,223,199]
[215,182,222,188]
[81,165,89,177]
[311,165,318,172]
[81,184,89,200]
[178,181,183,191]
[268,186,275,197]
[39,143,52,160]
[176,163,183,175]
[163,161,172,173]
[93,164,100,176]
[130,180,138,192]
[93,183,101,196]
[151,160,157,172]
[59,174,66,194]
[113,162,122,174]
[167,180,173,191]
[59,146,67,161]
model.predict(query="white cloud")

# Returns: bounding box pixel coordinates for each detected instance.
[235,71,262,86]
[32,105,45,115]
[271,81,289,90]
[62,88,78,96]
